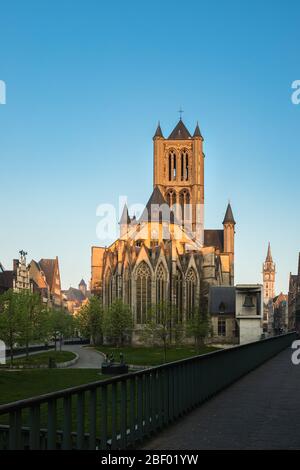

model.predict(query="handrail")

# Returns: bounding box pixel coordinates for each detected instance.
[0,331,297,450]
[0,332,296,414]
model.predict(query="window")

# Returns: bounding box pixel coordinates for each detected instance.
[124,268,131,306]
[166,190,176,208]
[179,189,191,225]
[136,262,152,324]
[186,268,197,320]
[218,318,226,337]
[175,268,183,322]
[105,270,113,307]
[168,151,176,181]
[156,263,167,323]
[181,150,189,181]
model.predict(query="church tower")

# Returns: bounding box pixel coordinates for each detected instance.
[263,243,276,301]
[153,118,204,244]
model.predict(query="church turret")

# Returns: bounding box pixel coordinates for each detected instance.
[223,203,235,284]
[119,204,130,238]
[263,242,276,302]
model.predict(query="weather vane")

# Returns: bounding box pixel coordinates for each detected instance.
[178,106,184,120]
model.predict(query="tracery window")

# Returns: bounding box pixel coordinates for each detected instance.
[136,262,152,324]
[186,268,197,319]
[156,263,167,323]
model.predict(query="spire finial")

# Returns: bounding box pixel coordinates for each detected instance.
[178,106,184,120]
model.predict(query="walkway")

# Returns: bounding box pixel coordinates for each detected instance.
[61,344,104,368]
[144,347,300,450]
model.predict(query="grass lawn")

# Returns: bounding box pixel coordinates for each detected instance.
[0,369,103,405]
[96,344,219,366]
[10,350,76,367]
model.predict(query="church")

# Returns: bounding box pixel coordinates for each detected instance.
[91,118,236,342]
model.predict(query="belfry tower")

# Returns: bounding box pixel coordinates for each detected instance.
[263,242,276,301]
[153,119,204,244]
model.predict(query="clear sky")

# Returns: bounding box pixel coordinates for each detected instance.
[0,0,300,292]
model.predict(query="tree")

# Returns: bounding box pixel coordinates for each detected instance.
[47,309,74,351]
[186,302,211,352]
[142,302,182,363]
[0,290,24,364]
[103,300,133,347]
[76,296,103,345]
[17,291,44,359]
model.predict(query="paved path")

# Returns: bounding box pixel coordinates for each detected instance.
[144,348,300,450]
[61,344,104,369]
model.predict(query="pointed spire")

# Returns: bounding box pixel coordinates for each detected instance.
[168,119,191,140]
[266,242,273,262]
[222,203,236,225]
[193,121,203,140]
[153,121,164,139]
[119,204,130,225]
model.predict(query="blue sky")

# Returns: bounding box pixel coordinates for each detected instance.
[0,0,300,292]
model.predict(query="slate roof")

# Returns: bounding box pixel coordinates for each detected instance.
[209,286,236,314]
[39,259,56,289]
[119,204,131,225]
[139,187,175,223]
[64,287,86,302]
[222,203,236,225]
[204,229,224,251]
[168,119,192,140]
[0,271,14,291]
[153,122,164,139]
[79,279,87,287]
[193,122,203,139]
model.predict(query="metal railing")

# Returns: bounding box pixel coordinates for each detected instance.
[0,332,297,450]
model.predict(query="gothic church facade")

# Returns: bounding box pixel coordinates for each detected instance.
[91,118,236,342]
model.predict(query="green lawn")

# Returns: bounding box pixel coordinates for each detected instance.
[96,345,219,366]
[11,350,76,367]
[0,369,103,405]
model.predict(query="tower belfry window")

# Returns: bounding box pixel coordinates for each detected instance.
[181,150,189,181]
[168,151,176,181]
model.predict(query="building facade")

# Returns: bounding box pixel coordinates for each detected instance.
[91,119,236,343]
[288,253,300,332]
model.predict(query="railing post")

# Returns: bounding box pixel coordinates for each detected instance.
[129,377,136,444]
[62,396,72,450]
[120,380,127,449]
[47,399,57,450]
[9,410,22,450]
[111,382,117,450]
[29,405,40,450]
[89,388,97,450]
[76,392,85,450]
[100,385,107,450]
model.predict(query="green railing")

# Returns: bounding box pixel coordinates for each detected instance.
[0,332,297,450]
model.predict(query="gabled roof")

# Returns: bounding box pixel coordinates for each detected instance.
[222,203,236,225]
[139,187,175,223]
[64,287,86,302]
[153,122,164,139]
[79,279,87,287]
[168,119,192,140]
[39,258,57,290]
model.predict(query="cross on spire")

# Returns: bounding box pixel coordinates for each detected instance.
[178,106,184,120]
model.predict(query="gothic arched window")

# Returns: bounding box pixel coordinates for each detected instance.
[124,267,131,306]
[156,263,167,323]
[105,270,113,307]
[168,151,177,181]
[166,190,176,208]
[175,268,183,322]
[136,262,152,324]
[186,268,197,320]
[179,189,191,225]
[181,150,189,181]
